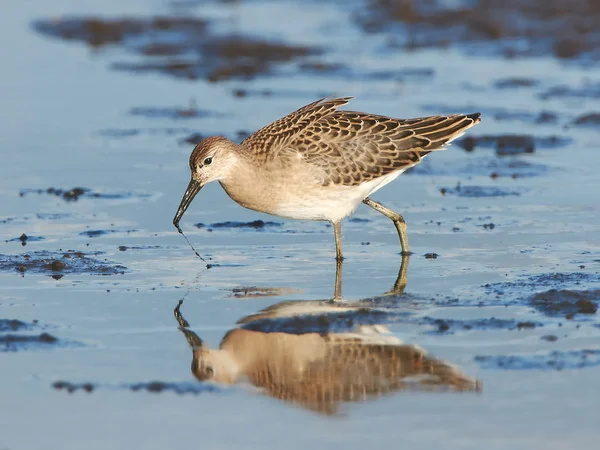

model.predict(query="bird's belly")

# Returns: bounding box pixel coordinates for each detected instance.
[270,188,364,222]
[221,180,364,223]
[220,167,407,223]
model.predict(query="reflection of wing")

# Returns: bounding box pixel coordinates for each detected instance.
[233,331,479,415]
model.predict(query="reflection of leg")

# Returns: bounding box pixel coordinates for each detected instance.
[333,221,344,261]
[386,254,410,295]
[362,197,410,255]
[333,257,343,301]
[174,300,204,349]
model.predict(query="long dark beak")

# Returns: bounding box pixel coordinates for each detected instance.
[173,179,202,229]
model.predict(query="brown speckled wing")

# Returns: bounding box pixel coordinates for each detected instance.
[289,110,481,186]
[241,97,354,158]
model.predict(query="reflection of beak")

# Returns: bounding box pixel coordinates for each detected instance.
[174,300,204,350]
[173,179,202,229]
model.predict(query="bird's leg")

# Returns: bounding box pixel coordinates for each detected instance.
[362,197,411,255]
[333,221,344,261]
[333,256,343,301]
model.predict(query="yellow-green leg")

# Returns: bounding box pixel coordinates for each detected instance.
[363,197,411,255]
[333,221,344,261]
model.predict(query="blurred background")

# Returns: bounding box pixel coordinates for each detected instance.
[1,0,599,448]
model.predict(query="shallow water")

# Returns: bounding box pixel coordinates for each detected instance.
[1,0,600,448]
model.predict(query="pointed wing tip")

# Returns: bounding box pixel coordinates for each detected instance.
[467,112,482,123]
[319,95,354,105]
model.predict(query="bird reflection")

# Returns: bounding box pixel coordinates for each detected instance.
[174,257,480,415]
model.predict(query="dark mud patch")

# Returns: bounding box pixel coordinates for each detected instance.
[118,245,161,251]
[492,110,559,125]
[180,133,205,145]
[439,184,528,198]
[129,103,218,120]
[494,78,539,89]
[20,187,151,202]
[483,273,600,308]
[0,251,127,276]
[356,0,600,62]
[80,229,136,238]
[52,380,220,395]
[418,317,543,334]
[36,213,71,220]
[0,318,69,352]
[456,135,572,155]
[34,16,321,82]
[424,104,559,125]
[475,349,600,371]
[412,156,548,179]
[0,319,40,332]
[539,81,600,100]
[195,220,282,231]
[572,113,600,128]
[1,320,82,352]
[2,332,58,352]
[239,306,394,335]
[98,127,193,139]
[227,286,297,299]
[6,234,44,246]
[530,289,598,319]
[348,217,372,223]
[298,62,436,82]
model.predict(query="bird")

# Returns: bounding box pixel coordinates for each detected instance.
[174,300,481,415]
[173,97,481,260]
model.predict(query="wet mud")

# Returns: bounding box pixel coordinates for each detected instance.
[2,332,60,352]
[418,317,544,334]
[98,127,193,139]
[227,286,297,299]
[19,187,150,202]
[357,0,600,62]
[0,251,127,277]
[476,349,600,371]
[0,319,40,332]
[484,272,600,302]
[530,289,598,318]
[440,183,527,198]
[572,113,600,127]
[180,132,205,145]
[456,134,572,154]
[80,229,136,238]
[118,245,162,251]
[34,17,320,82]
[52,380,219,395]
[129,103,217,120]
[1,319,80,352]
[6,234,44,246]
[539,81,600,100]
[195,220,283,231]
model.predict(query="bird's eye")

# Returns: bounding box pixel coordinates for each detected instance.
[203,157,213,166]
[205,366,214,376]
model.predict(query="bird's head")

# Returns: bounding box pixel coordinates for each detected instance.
[173,136,239,229]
